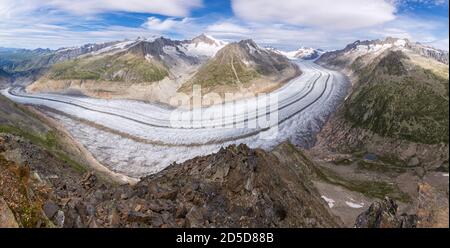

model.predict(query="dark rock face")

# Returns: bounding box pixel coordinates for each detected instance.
[300,50,320,60]
[355,197,417,228]
[376,51,408,76]
[238,39,294,74]
[0,134,340,228]
[127,37,200,67]
[0,69,11,88]
[123,144,340,228]
[189,34,218,46]
[43,201,59,219]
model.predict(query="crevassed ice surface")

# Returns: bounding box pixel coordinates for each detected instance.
[2,60,350,178]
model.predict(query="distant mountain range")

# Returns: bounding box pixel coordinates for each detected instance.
[318,37,449,69]
[0,35,227,76]
[268,47,324,60]
[9,34,299,103]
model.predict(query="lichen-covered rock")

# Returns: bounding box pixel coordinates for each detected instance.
[416,183,449,228]
[0,197,19,228]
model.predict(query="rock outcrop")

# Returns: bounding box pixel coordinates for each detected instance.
[0,133,340,228]
[355,197,417,228]
[0,197,19,228]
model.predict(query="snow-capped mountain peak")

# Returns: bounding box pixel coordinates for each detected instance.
[191,34,227,47]
[342,37,448,64]
[181,34,228,58]
[268,46,323,60]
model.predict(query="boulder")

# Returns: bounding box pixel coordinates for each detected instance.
[0,197,19,228]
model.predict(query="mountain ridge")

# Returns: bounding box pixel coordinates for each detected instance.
[314,37,449,168]
[24,36,299,104]
[180,39,300,96]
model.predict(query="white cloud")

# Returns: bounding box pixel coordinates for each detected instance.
[394,0,449,7]
[0,0,447,51]
[0,23,154,49]
[205,14,449,51]
[206,22,251,35]
[0,0,202,18]
[143,17,190,31]
[0,0,205,48]
[231,0,397,30]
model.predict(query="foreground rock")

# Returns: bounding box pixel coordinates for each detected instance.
[0,134,340,228]
[416,183,449,228]
[355,183,450,228]
[0,197,19,228]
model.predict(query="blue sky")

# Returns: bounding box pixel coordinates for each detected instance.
[0,0,448,51]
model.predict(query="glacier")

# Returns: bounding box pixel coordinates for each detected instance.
[2,60,350,178]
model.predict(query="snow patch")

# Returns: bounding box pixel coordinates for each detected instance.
[205,34,227,46]
[56,47,77,53]
[182,35,227,58]
[321,196,335,208]
[355,44,393,54]
[394,39,407,47]
[345,201,364,209]
[145,54,154,61]
[90,40,136,56]
[247,43,258,54]
[182,42,225,57]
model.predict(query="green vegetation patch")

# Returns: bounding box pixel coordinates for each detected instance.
[357,160,407,174]
[0,124,86,173]
[0,155,49,227]
[344,51,449,144]
[48,54,169,83]
[191,57,259,88]
[185,44,261,90]
[315,165,411,203]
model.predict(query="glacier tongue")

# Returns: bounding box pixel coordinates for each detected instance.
[2,60,350,178]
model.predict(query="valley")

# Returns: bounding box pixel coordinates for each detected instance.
[2,60,349,177]
[0,35,448,228]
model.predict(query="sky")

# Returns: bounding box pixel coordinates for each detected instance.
[0,0,448,51]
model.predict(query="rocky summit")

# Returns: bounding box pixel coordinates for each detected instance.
[0,133,340,228]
